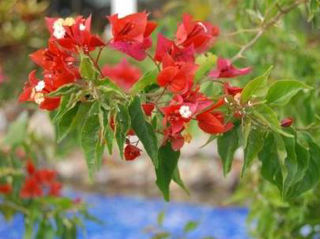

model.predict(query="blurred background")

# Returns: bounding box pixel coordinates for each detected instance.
[0,0,319,238]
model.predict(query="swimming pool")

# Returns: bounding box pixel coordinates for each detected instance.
[0,191,249,239]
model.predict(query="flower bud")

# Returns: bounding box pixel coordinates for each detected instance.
[281,117,294,127]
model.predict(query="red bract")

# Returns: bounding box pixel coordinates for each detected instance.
[102,59,142,92]
[0,183,12,194]
[107,12,157,60]
[281,117,294,127]
[48,182,62,196]
[46,16,104,53]
[20,177,43,198]
[18,71,60,111]
[176,14,219,53]
[35,169,57,185]
[196,99,233,134]
[142,103,155,116]
[224,82,243,96]
[209,58,251,78]
[30,42,78,78]
[154,34,195,63]
[124,144,141,161]
[157,59,198,93]
[26,160,36,175]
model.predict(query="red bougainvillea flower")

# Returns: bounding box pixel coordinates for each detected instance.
[26,160,36,175]
[196,99,233,134]
[163,130,185,151]
[142,103,155,116]
[281,117,294,127]
[107,12,157,61]
[20,177,43,198]
[46,16,104,53]
[30,42,78,78]
[157,57,198,93]
[154,34,195,63]
[19,70,60,110]
[224,82,243,96]
[48,182,62,196]
[35,169,57,185]
[0,183,12,194]
[102,59,142,92]
[176,13,219,53]
[124,144,141,161]
[209,58,251,78]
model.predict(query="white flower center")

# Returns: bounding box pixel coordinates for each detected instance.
[34,93,45,105]
[35,80,45,92]
[179,105,192,119]
[197,22,208,33]
[79,23,86,31]
[53,25,66,39]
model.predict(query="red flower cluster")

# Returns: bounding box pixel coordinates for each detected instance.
[107,12,157,61]
[0,183,12,195]
[102,58,142,92]
[20,160,62,198]
[19,16,104,110]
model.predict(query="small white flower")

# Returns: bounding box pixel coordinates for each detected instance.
[179,105,192,119]
[53,25,66,39]
[53,18,64,29]
[79,23,86,31]
[35,80,45,92]
[197,22,208,33]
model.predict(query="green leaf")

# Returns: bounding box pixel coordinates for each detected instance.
[172,167,189,195]
[130,69,158,94]
[103,111,114,155]
[48,84,82,97]
[253,104,293,138]
[3,112,28,146]
[183,221,199,233]
[79,54,99,81]
[80,102,104,177]
[155,143,180,201]
[115,104,130,159]
[157,211,165,226]
[97,77,125,97]
[241,66,273,104]
[195,53,216,82]
[56,104,79,143]
[129,96,158,166]
[259,133,283,190]
[217,127,239,175]
[242,129,266,176]
[266,80,312,106]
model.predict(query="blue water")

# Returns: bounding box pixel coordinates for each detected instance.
[0,191,249,239]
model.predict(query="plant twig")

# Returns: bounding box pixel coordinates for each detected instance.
[231,0,306,62]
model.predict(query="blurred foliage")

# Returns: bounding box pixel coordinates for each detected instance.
[0,0,48,102]
[0,112,98,239]
[232,169,320,239]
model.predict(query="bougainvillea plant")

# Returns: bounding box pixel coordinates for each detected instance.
[18,11,319,202]
[0,113,96,239]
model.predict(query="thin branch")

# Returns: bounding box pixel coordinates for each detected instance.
[231,0,306,62]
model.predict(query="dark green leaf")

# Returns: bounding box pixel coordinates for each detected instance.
[56,104,79,142]
[242,129,266,176]
[129,96,158,166]
[217,127,239,175]
[156,143,180,201]
[266,80,312,106]
[115,104,130,159]
[80,102,104,177]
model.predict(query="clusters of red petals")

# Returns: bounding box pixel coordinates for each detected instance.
[19,15,104,110]
[20,160,62,198]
